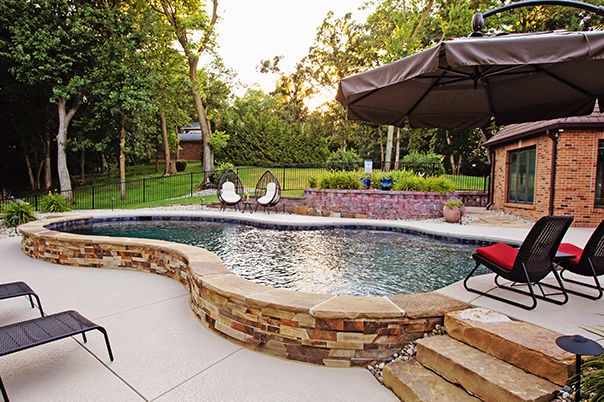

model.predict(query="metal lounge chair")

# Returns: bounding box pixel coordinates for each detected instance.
[556,219,604,300]
[464,215,574,310]
[0,282,44,317]
[217,168,244,211]
[0,310,114,401]
[254,170,281,213]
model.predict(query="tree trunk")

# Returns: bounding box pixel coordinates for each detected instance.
[44,134,52,190]
[56,97,79,201]
[80,148,86,185]
[160,109,175,176]
[23,150,36,191]
[189,59,213,186]
[378,127,384,165]
[384,125,394,172]
[394,127,401,170]
[119,118,126,201]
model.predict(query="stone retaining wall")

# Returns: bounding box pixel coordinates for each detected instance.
[19,216,468,367]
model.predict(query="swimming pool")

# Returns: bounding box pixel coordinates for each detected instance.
[63,219,481,296]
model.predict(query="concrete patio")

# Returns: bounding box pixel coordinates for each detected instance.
[0,208,601,401]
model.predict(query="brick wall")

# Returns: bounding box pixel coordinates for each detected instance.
[152,142,202,163]
[490,129,604,227]
[304,189,453,220]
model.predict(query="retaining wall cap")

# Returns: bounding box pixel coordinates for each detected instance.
[310,295,405,319]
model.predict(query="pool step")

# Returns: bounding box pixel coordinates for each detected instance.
[416,335,559,402]
[383,358,479,402]
[444,308,574,385]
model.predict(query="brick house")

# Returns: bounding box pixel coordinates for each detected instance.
[153,123,202,163]
[485,105,604,227]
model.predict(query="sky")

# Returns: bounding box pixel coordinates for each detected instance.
[212,0,370,99]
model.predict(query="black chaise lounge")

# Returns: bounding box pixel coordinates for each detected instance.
[0,282,44,317]
[556,219,604,300]
[0,310,114,401]
[464,215,574,310]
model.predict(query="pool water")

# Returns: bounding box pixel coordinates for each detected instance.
[64,220,481,296]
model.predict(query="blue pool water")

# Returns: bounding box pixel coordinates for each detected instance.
[63,220,480,296]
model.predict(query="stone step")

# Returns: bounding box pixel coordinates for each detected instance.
[444,308,574,385]
[416,335,559,402]
[383,358,480,402]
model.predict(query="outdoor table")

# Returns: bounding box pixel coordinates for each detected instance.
[241,201,254,214]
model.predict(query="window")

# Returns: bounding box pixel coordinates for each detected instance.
[507,147,536,204]
[596,140,604,207]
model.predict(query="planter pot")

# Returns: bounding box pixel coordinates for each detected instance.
[361,178,371,189]
[443,206,463,223]
[380,177,393,191]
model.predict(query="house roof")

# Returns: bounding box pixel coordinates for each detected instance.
[178,133,202,142]
[485,103,604,148]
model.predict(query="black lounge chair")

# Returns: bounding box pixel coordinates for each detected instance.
[464,215,574,310]
[254,170,281,213]
[0,310,114,401]
[0,282,44,317]
[217,168,244,211]
[556,220,604,300]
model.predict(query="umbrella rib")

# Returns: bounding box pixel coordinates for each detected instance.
[484,75,496,126]
[406,71,447,118]
[533,65,597,98]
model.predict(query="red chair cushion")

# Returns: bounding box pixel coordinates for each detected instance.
[557,243,583,265]
[475,243,518,271]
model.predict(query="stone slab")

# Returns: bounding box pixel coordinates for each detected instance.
[416,335,559,402]
[387,292,469,319]
[445,308,574,385]
[310,296,404,319]
[383,359,479,402]
[247,288,332,313]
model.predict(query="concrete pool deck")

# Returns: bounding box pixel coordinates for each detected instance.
[1,208,601,401]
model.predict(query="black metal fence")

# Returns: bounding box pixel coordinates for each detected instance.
[0,163,489,212]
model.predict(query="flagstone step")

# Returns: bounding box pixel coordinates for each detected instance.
[444,308,574,385]
[383,358,480,402]
[416,335,560,402]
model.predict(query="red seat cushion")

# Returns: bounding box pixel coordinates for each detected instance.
[557,243,583,265]
[475,243,518,271]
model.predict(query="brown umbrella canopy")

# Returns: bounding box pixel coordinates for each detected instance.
[336,31,604,128]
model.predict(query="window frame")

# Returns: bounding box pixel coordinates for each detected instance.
[507,146,536,205]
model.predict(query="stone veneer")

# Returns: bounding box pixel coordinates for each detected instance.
[304,189,453,220]
[19,215,470,367]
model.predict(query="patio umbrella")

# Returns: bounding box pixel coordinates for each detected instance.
[336,30,604,128]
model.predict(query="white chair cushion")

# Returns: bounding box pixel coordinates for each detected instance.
[221,181,241,204]
[257,182,277,205]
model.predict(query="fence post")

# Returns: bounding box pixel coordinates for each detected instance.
[34,194,38,211]
[91,186,95,209]
[190,172,193,197]
[143,178,146,203]
[282,167,286,191]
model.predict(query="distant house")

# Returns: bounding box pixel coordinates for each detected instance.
[177,122,202,162]
[153,122,202,163]
[485,105,604,227]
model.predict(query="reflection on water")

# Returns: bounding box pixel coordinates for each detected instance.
[65,220,479,296]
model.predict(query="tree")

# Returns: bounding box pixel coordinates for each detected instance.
[0,0,109,199]
[158,0,219,185]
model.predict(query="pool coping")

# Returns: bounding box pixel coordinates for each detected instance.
[18,212,490,367]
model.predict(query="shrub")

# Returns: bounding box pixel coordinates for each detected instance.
[325,148,361,171]
[581,325,604,400]
[443,198,464,209]
[175,160,187,172]
[423,176,456,193]
[40,192,71,213]
[308,176,318,188]
[209,162,236,185]
[401,151,446,175]
[2,200,36,227]
[313,171,364,190]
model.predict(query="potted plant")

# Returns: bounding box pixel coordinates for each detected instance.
[443,198,464,224]
[379,176,393,191]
